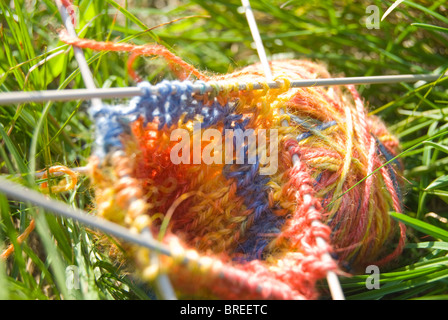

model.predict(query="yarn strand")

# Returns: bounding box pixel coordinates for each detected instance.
[58,31,209,82]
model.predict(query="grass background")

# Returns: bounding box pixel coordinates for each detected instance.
[0,0,448,300]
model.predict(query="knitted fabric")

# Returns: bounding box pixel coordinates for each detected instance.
[86,59,405,299]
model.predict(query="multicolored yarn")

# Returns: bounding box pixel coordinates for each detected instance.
[62,34,407,298]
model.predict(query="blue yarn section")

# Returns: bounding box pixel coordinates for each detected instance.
[225,115,337,261]
[296,120,337,142]
[376,137,402,170]
[90,80,231,158]
[287,113,337,142]
[375,137,403,210]
[222,118,285,262]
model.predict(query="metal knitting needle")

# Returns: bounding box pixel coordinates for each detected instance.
[241,0,273,81]
[141,227,177,300]
[0,87,144,105]
[0,176,173,258]
[241,0,345,300]
[0,73,444,105]
[55,0,102,109]
[54,0,178,300]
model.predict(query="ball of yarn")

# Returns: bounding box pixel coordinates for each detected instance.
[88,59,405,299]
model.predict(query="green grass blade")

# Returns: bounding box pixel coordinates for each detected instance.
[390,212,448,242]
[412,23,448,34]
[405,241,448,251]
[33,211,70,299]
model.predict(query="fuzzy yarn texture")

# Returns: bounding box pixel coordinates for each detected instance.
[45,0,407,300]
[83,57,406,300]
[58,8,405,298]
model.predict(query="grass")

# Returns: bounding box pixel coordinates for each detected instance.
[0,0,447,300]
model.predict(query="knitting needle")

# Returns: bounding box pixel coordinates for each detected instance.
[0,176,173,258]
[55,0,102,109]
[241,0,273,81]
[141,227,177,300]
[241,0,345,300]
[0,87,144,105]
[54,0,178,300]
[0,73,444,105]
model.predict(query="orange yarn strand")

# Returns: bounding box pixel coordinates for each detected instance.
[39,165,78,194]
[0,219,35,260]
[59,30,209,81]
